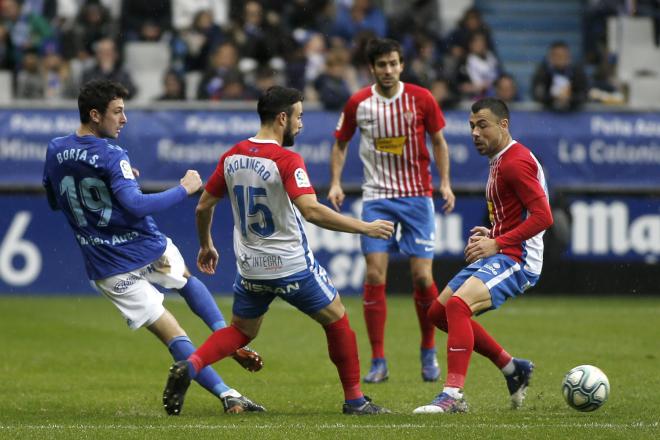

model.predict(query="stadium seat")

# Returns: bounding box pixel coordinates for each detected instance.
[628,77,660,109]
[185,71,202,100]
[131,70,165,104]
[124,42,171,76]
[0,71,12,103]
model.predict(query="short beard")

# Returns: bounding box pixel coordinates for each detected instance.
[282,125,295,147]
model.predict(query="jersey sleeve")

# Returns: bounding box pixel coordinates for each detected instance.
[107,150,140,194]
[495,154,553,248]
[277,152,316,199]
[422,89,445,134]
[205,154,228,198]
[334,95,358,142]
[504,154,547,206]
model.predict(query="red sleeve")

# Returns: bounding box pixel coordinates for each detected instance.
[422,89,445,134]
[277,152,316,199]
[495,157,553,248]
[334,95,358,142]
[204,154,227,198]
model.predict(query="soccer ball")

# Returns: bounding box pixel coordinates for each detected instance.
[561,365,610,412]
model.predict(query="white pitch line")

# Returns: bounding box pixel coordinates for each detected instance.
[1,422,658,430]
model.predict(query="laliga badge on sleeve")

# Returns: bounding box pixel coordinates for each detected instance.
[120,160,135,180]
[294,168,311,188]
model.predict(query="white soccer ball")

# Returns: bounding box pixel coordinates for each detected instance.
[561,364,610,412]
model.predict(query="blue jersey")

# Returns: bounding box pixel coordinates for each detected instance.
[42,134,166,280]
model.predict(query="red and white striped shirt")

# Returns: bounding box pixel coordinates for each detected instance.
[335,82,445,200]
[487,140,552,274]
[205,138,317,279]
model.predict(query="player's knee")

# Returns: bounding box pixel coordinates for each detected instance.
[411,272,433,289]
[365,267,386,284]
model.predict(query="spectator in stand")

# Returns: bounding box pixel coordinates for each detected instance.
[60,2,115,61]
[430,76,460,110]
[16,48,43,98]
[253,65,280,95]
[225,1,292,67]
[303,32,327,86]
[174,9,225,72]
[444,7,496,60]
[197,41,240,100]
[157,69,187,100]
[459,31,500,99]
[120,0,172,42]
[2,0,55,66]
[531,41,588,112]
[314,49,351,110]
[284,0,334,34]
[406,33,444,89]
[0,21,16,70]
[331,0,387,43]
[82,38,137,99]
[172,0,229,32]
[216,70,257,100]
[492,73,519,104]
[42,47,77,100]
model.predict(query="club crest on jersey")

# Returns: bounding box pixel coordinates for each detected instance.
[404,111,414,124]
[120,160,135,180]
[294,168,311,188]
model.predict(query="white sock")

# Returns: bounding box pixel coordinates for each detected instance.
[501,359,515,376]
[442,387,462,399]
[220,388,241,398]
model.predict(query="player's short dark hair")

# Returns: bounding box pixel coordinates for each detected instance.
[365,38,403,66]
[257,86,304,124]
[471,98,510,121]
[78,79,129,123]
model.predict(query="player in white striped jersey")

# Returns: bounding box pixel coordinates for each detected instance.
[163,86,395,415]
[328,38,456,383]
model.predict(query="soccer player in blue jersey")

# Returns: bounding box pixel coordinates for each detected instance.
[42,79,264,414]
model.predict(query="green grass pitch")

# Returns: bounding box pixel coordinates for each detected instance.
[1,294,659,439]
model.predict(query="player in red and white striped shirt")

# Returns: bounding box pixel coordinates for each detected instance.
[328,38,456,383]
[162,86,395,415]
[414,98,553,414]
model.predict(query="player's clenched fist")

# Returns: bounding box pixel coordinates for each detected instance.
[180,170,202,194]
[364,220,394,239]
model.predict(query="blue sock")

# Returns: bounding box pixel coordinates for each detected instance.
[167,336,230,396]
[345,396,367,407]
[178,277,227,331]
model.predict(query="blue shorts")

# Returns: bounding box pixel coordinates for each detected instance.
[447,254,539,312]
[232,260,338,319]
[361,197,435,258]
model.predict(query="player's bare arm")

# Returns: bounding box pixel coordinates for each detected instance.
[431,130,455,213]
[195,190,221,274]
[328,140,349,211]
[294,193,393,239]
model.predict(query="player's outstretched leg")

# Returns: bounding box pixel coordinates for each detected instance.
[505,358,534,408]
[413,391,469,414]
[178,278,264,373]
[163,360,192,415]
